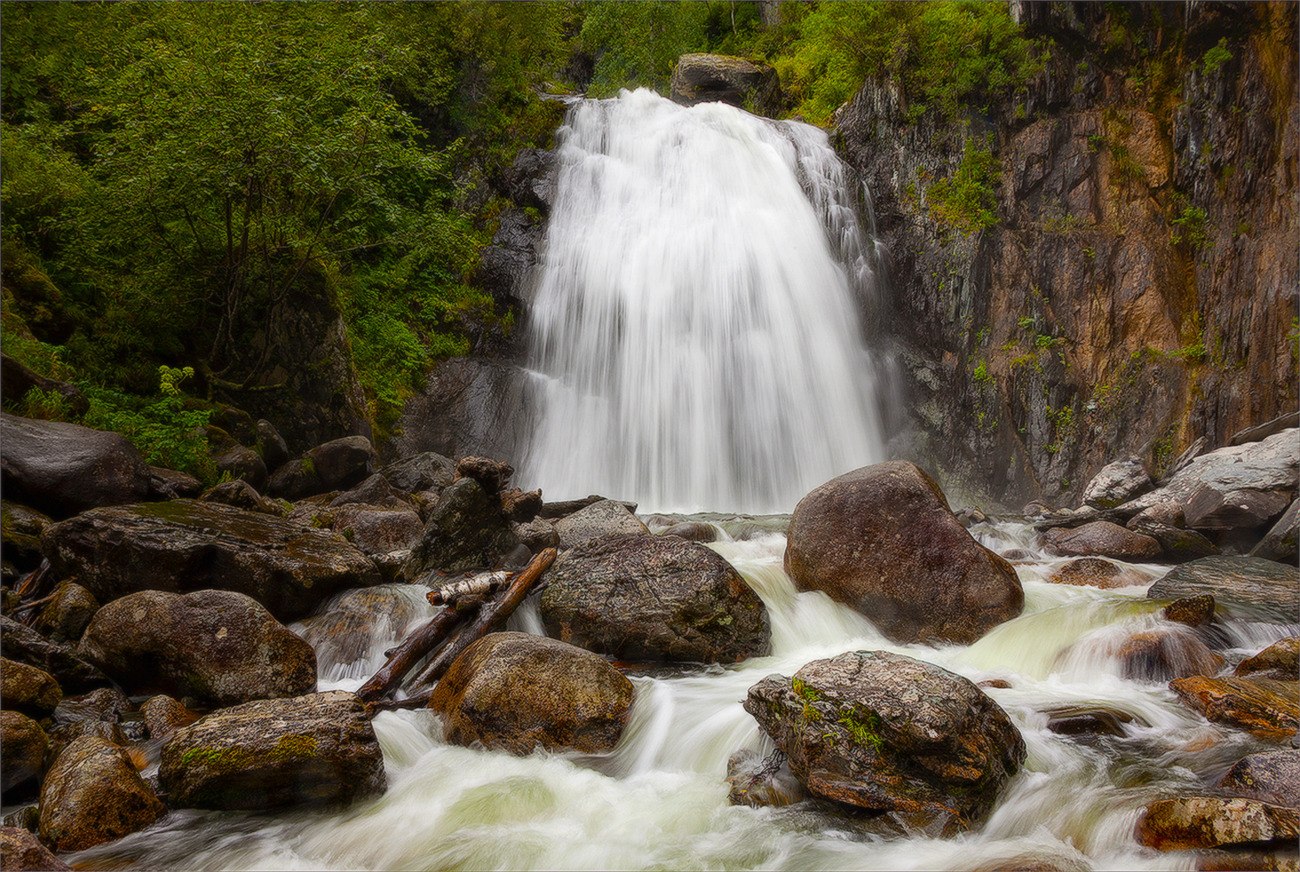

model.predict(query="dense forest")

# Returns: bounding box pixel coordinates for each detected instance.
[1,0,1044,481]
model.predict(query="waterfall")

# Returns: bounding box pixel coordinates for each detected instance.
[519,89,885,513]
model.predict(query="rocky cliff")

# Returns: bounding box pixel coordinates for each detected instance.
[835,1,1297,508]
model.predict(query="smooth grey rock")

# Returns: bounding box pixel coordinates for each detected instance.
[553,499,649,549]
[1082,456,1152,509]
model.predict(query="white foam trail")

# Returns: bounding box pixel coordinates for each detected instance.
[519,89,884,513]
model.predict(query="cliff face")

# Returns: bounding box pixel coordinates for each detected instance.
[835,1,1297,508]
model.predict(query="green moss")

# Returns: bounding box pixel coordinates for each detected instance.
[791,677,823,721]
[1202,38,1232,76]
[973,360,993,386]
[837,707,884,752]
[928,136,1000,234]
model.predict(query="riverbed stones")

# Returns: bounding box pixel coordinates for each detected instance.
[41,499,380,620]
[726,749,806,808]
[552,499,649,549]
[1169,675,1300,741]
[31,581,99,644]
[1046,557,1140,589]
[0,413,153,518]
[1136,796,1300,851]
[0,711,48,797]
[1163,595,1217,628]
[0,616,107,693]
[743,651,1025,832]
[1217,749,1300,809]
[140,695,199,742]
[784,462,1023,645]
[0,826,70,871]
[403,477,526,577]
[1041,521,1161,560]
[78,589,316,707]
[1082,457,1152,509]
[1235,638,1299,681]
[429,632,634,755]
[329,503,423,555]
[38,736,165,852]
[541,533,769,663]
[1147,557,1300,623]
[1115,629,1223,682]
[0,659,61,719]
[381,451,456,494]
[1252,499,1300,564]
[159,691,386,810]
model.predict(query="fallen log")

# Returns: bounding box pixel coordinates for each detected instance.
[356,600,481,702]
[410,547,556,688]
[428,571,512,607]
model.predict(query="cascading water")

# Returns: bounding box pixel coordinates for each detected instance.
[520,89,884,513]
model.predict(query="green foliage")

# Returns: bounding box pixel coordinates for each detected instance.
[581,2,711,97]
[83,385,215,481]
[928,137,1000,234]
[1202,39,1232,76]
[16,387,72,422]
[973,360,993,386]
[1171,203,1210,250]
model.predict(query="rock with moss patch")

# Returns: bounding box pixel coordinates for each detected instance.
[200,479,283,515]
[0,616,107,693]
[78,589,315,707]
[38,736,164,852]
[0,658,61,719]
[743,650,1025,833]
[41,499,379,620]
[429,631,633,755]
[670,53,781,115]
[541,533,769,663]
[0,826,70,871]
[159,691,385,811]
[329,504,423,556]
[1082,456,1152,509]
[0,711,48,798]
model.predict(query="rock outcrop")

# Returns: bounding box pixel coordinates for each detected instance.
[784,462,1023,645]
[1169,675,1299,741]
[403,477,526,577]
[552,498,649,549]
[1217,749,1300,808]
[1147,557,1300,623]
[670,54,781,116]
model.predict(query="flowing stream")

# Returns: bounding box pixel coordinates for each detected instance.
[519,89,885,513]
[71,517,1294,872]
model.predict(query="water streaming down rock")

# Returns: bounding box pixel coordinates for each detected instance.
[520,89,885,513]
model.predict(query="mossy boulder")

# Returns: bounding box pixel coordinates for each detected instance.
[429,632,634,755]
[38,736,164,852]
[784,461,1023,645]
[403,477,526,577]
[0,711,48,799]
[541,533,769,663]
[0,658,61,719]
[670,53,781,116]
[744,651,1025,833]
[41,499,379,620]
[78,589,316,707]
[159,691,385,811]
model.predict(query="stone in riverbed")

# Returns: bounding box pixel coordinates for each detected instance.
[429,632,634,755]
[1041,520,1161,560]
[1082,456,1152,509]
[159,691,385,811]
[0,658,61,719]
[1169,675,1299,742]
[140,695,199,742]
[1252,499,1300,565]
[552,498,649,549]
[541,533,769,663]
[381,451,457,494]
[1136,796,1300,851]
[402,477,527,577]
[31,581,100,644]
[78,589,316,708]
[1046,557,1142,589]
[41,499,380,621]
[1147,557,1300,624]
[1115,629,1223,682]
[1235,638,1299,682]
[0,616,107,693]
[726,749,806,808]
[38,736,165,852]
[1217,749,1300,809]
[743,650,1025,833]
[0,826,70,871]
[1162,594,1217,628]
[784,461,1023,645]
[0,711,48,798]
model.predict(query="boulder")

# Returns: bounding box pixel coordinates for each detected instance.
[0,826,70,871]
[1126,503,1221,561]
[256,419,291,471]
[513,518,559,552]
[1235,638,1299,682]
[199,479,283,515]
[1082,457,1152,509]
[0,659,61,718]
[659,521,718,543]
[455,456,514,495]
[0,616,107,693]
[541,534,769,663]
[1041,521,1161,560]
[46,721,125,766]
[1217,749,1300,808]
[537,495,638,520]
[42,499,380,621]
[670,53,781,115]
[268,435,377,500]
[0,504,50,573]
[31,582,99,645]
[1163,594,1217,628]
[499,487,542,523]
[501,147,556,213]
[1046,557,1141,589]
[159,691,385,810]
[726,749,806,808]
[51,686,129,728]
[403,478,526,578]
[38,736,164,852]
[1147,557,1300,623]
[330,504,424,556]
[1183,483,1290,534]
[0,711,47,797]
[1230,413,1300,446]
[1136,796,1300,851]
[553,499,650,549]
[784,462,1023,645]
[1042,704,1136,738]
[0,413,152,518]
[78,589,316,707]
[381,451,456,494]
[1170,676,1299,741]
[429,632,634,755]
[744,651,1025,832]
[329,473,410,510]
[213,444,267,492]
[1252,499,1299,564]
[140,695,198,742]
[147,466,202,498]
[1114,629,1223,682]
[294,585,426,673]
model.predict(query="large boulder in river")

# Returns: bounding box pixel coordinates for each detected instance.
[159,691,385,811]
[784,462,1023,645]
[553,498,649,549]
[430,632,634,755]
[0,616,107,693]
[1082,456,1152,509]
[38,735,164,852]
[78,589,316,707]
[1217,749,1300,808]
[267,436,376,500]
[1169,675,1299,742]
[671,53,781,115]
[41,499,379,621]
[403,478,526,578]
[1147,557,1300,623]
[1252,499,1299,565]
[0,827,69,871]
[541,534,769,663]
[744,651,1025,833]
[381,451,456,494]
[1136,796,1300,851]
[0,711,47,798]
[0,413,152,518]
[1041,520,1161,560]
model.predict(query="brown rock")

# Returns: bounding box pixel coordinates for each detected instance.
[329,504,423,555]
[455,456,513,495]
[1170,676,1300,741]
[0,827,70,871]
[31,581,99,644]
[1137,796,1300,851]
[1042,704,1137,738]
[726,749,806,808]
[199,479,283,515]
[140,695,198,742]
[1116,630,1224,682]
[430,632,633,755]
[0,711,47,798]
[499,487,542,522]
[1217,749,1300,809]
[1235,638,1300,682]
[1163,594,1217,627]
[1041,521,1161,560]
[38,736,164,852]
[0,659,61,719]
[784,461,1023,645]
[1047,557,1140,588]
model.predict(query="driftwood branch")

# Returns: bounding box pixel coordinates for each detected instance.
[355,601,480,702]
[427,571,512,607]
